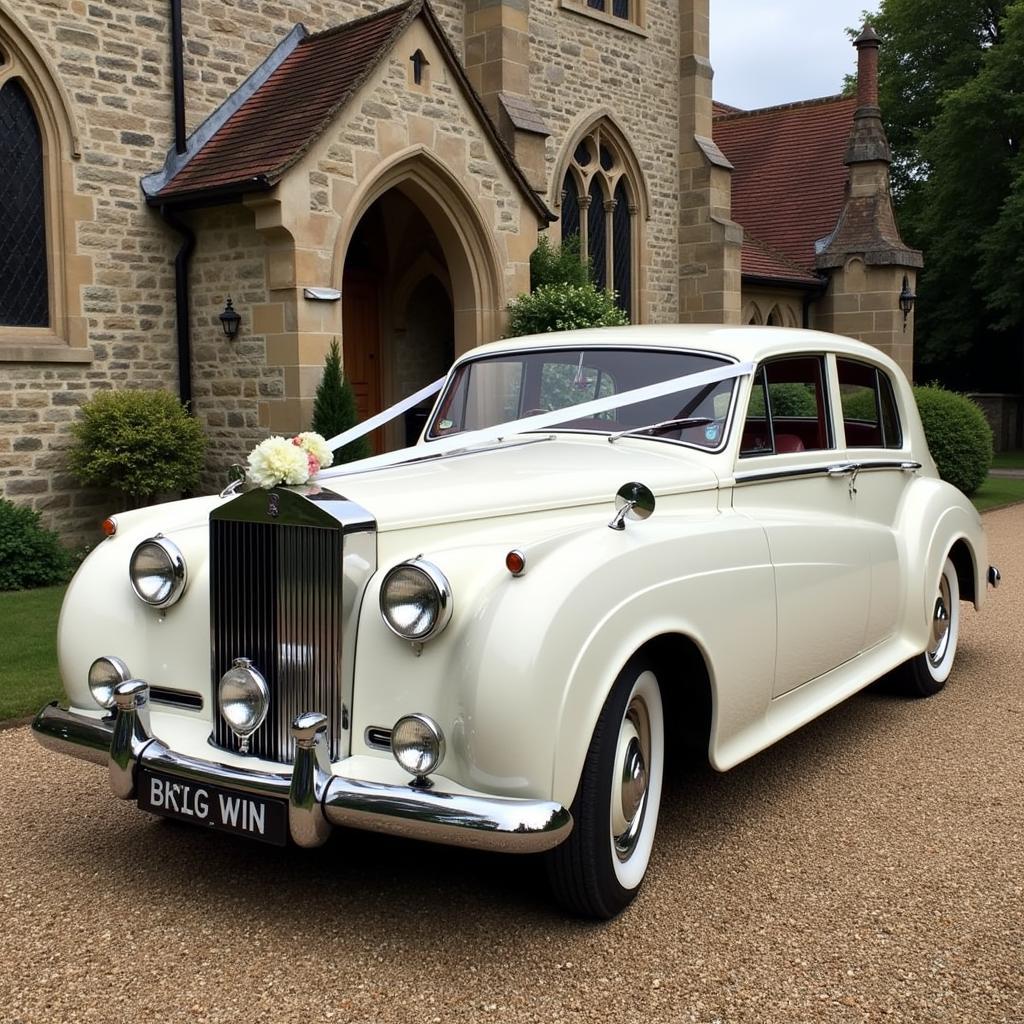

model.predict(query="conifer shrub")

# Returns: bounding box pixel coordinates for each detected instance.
[0,498,72,590]
[913,384,993,496]
[311,338,371,463]
[68,390,206,506]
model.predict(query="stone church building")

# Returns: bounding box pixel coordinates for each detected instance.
[0,0,920,541]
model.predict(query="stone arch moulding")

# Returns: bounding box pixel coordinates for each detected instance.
[333,146,505,356]
[744,300,763,325]
[549,108,651,222]
[0,7,80,158]
[0,4,92,363]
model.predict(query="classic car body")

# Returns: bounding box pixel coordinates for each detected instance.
[33,325,997,917]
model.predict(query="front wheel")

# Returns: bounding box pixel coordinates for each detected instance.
[902,556,960,698]
[545,661,664,919]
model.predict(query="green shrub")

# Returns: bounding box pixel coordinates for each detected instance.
[913,384,993,496]
[0,499,72,590]
[68,389,206,505]
[530,234,590,289]
[506,282,629,337]
[311,338,371,463]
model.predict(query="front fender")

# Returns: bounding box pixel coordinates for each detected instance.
[446,510,775,808]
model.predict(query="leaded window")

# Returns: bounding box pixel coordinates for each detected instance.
[559,124,638,321]
[0,78,48,327]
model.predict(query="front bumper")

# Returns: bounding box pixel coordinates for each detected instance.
[32,681,572,854]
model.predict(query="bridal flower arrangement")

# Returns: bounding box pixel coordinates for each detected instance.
[246,432,334,489]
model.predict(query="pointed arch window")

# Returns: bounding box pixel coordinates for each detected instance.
[0,79,48,326]
[560,123,640,321]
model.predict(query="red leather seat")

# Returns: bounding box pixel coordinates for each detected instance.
[774,433,805,453]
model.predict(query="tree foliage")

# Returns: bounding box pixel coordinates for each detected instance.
[865,0,1024,386]
[529,234,590,289]
[506,283,629,337]
[311,338,371,463]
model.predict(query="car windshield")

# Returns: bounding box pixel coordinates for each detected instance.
[426,347,736,450]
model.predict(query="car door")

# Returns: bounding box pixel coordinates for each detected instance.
[731,355,874,698]
[832,356,915,648]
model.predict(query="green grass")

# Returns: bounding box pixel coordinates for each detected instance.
[992,450,1024,470]
[972,475,1024,512]
[0,584,65,721]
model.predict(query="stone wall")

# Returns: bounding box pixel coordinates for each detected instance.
[528,0,680,324]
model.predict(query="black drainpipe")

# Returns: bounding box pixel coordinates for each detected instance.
[160,205,195,409]
[171,0,187,155]
[165,0,193,409]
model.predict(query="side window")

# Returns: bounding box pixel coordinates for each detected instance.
[837,359,903,449]
[741,356,832,456]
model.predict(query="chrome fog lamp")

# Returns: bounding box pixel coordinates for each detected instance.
[88,655,132,710]
[218,657,270,753]
[391,713,446,785]
[379,559,452,642]
[129,537,187,608]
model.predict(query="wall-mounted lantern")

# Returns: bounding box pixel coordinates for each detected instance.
[219,297,241,340]
[898,276,916,332]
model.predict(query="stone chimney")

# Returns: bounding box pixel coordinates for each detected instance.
[677,0,741,324]
[814,25,923,377]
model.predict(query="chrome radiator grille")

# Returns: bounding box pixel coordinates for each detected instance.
[211,519,343,763]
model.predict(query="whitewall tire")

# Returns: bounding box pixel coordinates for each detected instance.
[903,556,960,697]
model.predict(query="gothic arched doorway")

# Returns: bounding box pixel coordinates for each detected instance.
[342,189,455,452]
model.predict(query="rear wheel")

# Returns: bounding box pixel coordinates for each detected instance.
[546,661,664,919]
[902,556,960,697]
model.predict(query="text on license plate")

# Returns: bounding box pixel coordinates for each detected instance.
[138,770,288,846]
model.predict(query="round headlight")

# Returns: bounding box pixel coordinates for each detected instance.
[218,658,270,752]
[88,656,131,710]
[391,714,446,780]
[129,537,187,608]
[379,559,452,642]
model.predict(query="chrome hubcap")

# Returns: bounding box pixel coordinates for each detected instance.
[928,574,952,667]
[611,697,651,862]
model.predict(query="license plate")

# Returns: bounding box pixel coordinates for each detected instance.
[138,769,288,846]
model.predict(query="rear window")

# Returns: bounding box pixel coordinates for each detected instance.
[837,359,902,449]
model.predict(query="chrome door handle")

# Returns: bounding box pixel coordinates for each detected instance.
[900,461,922,472]
[827,463,857,477]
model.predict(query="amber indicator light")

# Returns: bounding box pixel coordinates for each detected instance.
[505,550,526,576]
[101,517,117,537]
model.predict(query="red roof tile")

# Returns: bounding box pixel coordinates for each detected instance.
[714,95,857,280]
[159,4,413,198]
[151,0,552,221]
[742,233,821,285]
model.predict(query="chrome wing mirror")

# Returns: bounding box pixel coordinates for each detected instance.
[608,481,656,531]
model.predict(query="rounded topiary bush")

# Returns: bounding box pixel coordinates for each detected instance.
[0,498,72,590]
[506,282,629,337]
[68,389,207,506]
[913,384,993,496]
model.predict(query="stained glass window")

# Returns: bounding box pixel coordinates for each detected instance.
[0,79,48,327]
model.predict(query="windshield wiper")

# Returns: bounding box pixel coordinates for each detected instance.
[607,417,713,443]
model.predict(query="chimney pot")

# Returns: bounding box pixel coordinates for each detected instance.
[854,24,881,109]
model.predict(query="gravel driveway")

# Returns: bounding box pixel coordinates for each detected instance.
[2,507,1021,1024]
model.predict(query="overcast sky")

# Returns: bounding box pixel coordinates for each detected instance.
[710,1,877,110]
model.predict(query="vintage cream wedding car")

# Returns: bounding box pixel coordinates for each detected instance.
[34,325,998,918]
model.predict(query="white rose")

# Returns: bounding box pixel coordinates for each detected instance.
[246,436,311,489]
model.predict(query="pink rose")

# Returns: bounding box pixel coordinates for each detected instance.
[307,453,320,476]
[291,436,302,446]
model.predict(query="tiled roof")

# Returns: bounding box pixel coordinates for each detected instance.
[148,0,552,220]
[742,233,821,285]
[714,95,857,282]
[157,4,414,199]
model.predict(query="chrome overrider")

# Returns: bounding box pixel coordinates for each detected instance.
[32,681,573,854]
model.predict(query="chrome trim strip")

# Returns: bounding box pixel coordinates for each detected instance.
[31,696,573,854]
[365,727,393,750]
[150,687,203,710]
[735,458,921,486]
